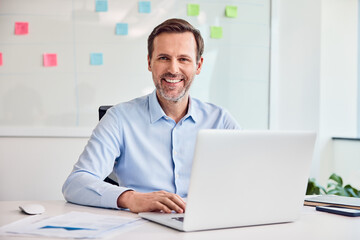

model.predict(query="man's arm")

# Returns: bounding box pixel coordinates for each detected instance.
[117,190,186,213]
[62,171,126,208]
[62,107,128,209]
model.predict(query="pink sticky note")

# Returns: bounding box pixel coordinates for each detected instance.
[43,53,57,67]
[0,53,3,66]
[15,22,29,35]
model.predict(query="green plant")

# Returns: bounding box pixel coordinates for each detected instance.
[306,173,360,197]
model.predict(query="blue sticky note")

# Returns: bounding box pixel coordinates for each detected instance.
[115,23,128,35]
[138,1,151,13]
[90,53,103,65]
[95,0,108,12]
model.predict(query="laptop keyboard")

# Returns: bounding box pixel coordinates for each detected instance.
[172,217,184,222]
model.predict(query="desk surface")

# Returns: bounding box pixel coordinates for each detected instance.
[0,200,359,240]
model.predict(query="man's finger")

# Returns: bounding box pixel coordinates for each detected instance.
[159,197,184,213]
[168,194,186,211]
[153,201,172,213]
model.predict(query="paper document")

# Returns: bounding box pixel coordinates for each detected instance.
[0,211,146,239]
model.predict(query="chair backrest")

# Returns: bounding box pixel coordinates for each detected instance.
[98,105,118,186]
[99,105,113,120]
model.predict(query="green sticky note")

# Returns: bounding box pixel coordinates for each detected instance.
[225,6,237,18]
[210,26,222,39]
[187,4,200,16]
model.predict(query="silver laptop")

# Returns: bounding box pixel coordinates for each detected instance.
[139,130,316,232]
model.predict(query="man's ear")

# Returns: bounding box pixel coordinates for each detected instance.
[196,57,204,75]
[147,55,151,71]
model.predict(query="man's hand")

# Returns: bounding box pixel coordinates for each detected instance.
[117,190,186,213]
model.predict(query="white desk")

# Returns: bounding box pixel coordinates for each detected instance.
[0,200,359,240]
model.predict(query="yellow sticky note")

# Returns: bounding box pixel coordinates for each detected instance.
[225,6,237,18]
[210,26,222,39]
[187,4,200,16]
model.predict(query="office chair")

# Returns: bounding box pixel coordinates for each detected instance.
[99,105,113,121]
[98,105,118,186]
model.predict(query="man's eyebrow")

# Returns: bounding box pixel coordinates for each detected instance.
[156,53,193,59]
[156,53,170,57]
[178,54,192,58]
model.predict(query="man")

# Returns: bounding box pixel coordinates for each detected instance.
[62,18,240,214]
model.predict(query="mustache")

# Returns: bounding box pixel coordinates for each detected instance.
[160,72,186,79]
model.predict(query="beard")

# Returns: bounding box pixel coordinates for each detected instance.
[155,72,193,102]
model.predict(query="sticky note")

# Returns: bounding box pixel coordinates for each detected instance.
[95,0,108,12]
[225,6,237,18]
[115,23,128,35]
[138,1,151,13]
[0,52,3,66]
[210,26,223,39]
[43,53,57,67]
[187,4,200,16]
[15,22,29,35]
[90,53,103,65]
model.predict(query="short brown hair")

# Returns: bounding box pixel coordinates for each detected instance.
[147,18,204,62]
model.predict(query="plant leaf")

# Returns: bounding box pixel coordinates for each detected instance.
[344,185,359,198]
[320,186,327,194]
[306,180,315,195]
[326,189,338,195]
[306,179,321,195]
[329,173,343,187]
[327,182,338,189]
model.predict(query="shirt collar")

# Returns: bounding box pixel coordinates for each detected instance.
[148,90,197,124]
[185,97,197,123]
[149,90,166,124]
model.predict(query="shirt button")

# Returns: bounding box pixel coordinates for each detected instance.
[175,174,179,179]
[174,151,177,155]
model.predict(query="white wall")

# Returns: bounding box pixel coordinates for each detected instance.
[0,137,87,200]
[270,0,321,175]
[271,0,359,186]
[318,0,358,185]
[333,140,360,186]
[270,0,321,132]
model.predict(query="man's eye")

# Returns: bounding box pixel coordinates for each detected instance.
[179,58,188,62]
[159,57,168,60]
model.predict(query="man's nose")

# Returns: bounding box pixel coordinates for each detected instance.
[168,60,179,74]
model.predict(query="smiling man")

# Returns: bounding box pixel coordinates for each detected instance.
[62,19,240,213]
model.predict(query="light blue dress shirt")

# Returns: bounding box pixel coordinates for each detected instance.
[62,90,240,209]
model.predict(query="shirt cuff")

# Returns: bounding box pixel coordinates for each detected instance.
[100,186,133,209]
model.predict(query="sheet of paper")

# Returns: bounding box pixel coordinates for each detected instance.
[15,22,29,35]
[90,53,103,65]
[43,53,57,67]
[116,23,128,35]
[187,4,200,16]
[210,26,223,39]
[225,6,237,18]
[95,0,108,12]
[0,211,145,239]
[138,1,151,13]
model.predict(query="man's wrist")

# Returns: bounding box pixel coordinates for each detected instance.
[117,190,134,209]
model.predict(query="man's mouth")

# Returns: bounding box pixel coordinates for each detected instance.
[163,78,182,83]
[160,73,185,84]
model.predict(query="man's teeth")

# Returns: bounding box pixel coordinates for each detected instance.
[164,79,181,83]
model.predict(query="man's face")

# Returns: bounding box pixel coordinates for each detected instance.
[148,32,203,103]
